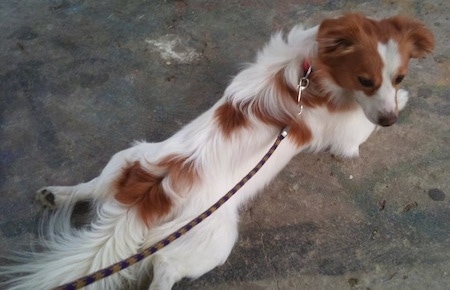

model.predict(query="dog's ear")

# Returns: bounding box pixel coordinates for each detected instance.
[384,16,435,58]
[317,18,354,55]
[317,13,369,56]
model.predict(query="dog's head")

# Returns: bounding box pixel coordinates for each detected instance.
[315,13,434,126]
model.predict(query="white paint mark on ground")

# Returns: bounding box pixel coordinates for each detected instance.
[146,34,201,64]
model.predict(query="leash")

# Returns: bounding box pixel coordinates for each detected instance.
[54,127,290,290]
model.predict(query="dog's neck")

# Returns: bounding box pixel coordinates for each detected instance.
[301,58,359,112]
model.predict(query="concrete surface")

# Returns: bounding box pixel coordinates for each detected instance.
[1,0,449,289]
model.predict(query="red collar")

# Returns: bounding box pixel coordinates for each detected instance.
[302,58,312,76]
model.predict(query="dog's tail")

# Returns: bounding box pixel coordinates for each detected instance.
[0,199,146,290]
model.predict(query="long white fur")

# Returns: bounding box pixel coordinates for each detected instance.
[1,23,408,290]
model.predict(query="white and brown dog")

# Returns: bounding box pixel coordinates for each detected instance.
[2,13,434,290]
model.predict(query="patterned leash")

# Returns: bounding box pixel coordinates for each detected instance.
[54,127,289,290]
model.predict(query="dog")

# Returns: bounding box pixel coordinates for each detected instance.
[1,13,434,290]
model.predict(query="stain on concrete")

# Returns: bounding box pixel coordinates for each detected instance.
[428,188,446,201]
[78,72,110,88]
[9,26,38,41]
[318,259,346,276]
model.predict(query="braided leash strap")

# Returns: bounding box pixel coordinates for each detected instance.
[54,128,289,290]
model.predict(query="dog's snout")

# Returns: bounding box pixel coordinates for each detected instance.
[378,113,398,127]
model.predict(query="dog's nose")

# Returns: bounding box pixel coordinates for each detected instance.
[378,113,398,127]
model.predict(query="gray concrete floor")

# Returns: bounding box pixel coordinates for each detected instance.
[1,0,449,289]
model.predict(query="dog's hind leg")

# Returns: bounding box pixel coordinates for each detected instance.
[34,144,151,208]
[36,177,99,208]
[148,255,182,290]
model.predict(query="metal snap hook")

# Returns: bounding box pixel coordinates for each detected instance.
[296,65,312,116]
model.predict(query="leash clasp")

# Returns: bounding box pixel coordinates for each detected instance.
[297,65,312,116]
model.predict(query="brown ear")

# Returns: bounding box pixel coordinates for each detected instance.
[317,13,375,56]
[385,16,435,58]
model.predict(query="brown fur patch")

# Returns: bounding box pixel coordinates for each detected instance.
[316,14,384,95]
[288,121,313,147]
[215,102,248,137]
[158,155,198,193]
[115,162,172,225]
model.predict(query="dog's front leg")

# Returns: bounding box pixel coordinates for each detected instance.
[397,89,409,111]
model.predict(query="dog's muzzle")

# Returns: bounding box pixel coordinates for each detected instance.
[378,112,398,127]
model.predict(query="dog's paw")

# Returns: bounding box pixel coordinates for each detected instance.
[397,89,409,111]
[330,145,360,159]
[36,188,57,208]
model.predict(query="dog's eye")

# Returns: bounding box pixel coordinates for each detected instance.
[394,75,405,85]
[358,77,374,88]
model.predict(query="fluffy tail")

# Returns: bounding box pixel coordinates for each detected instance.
[0,198,146,290]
